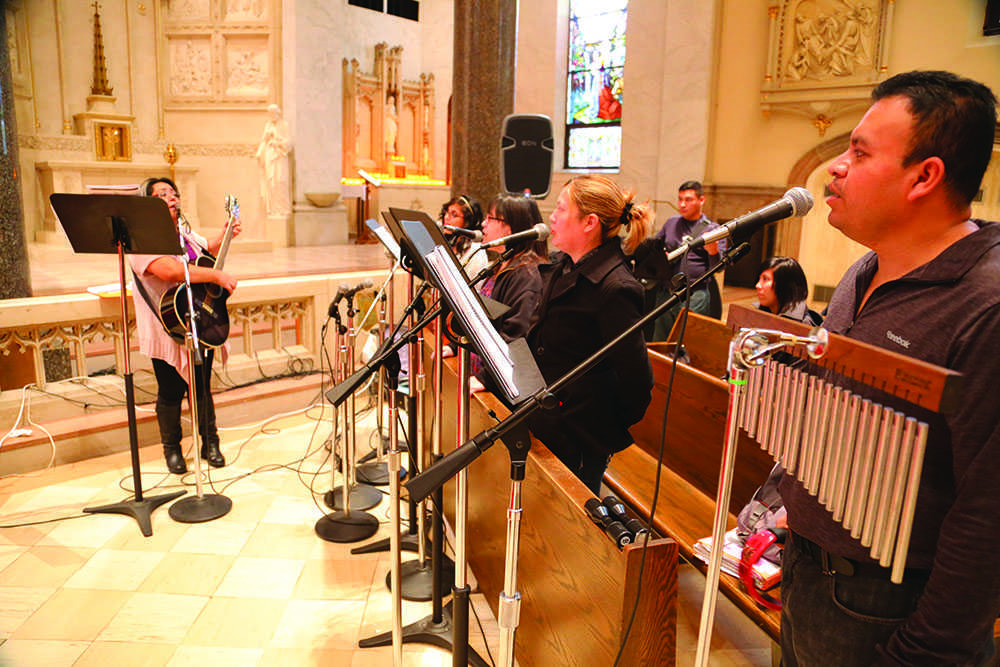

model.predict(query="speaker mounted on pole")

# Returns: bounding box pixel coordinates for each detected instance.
[500,114,554,199]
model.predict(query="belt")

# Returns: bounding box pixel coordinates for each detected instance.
[791,531,931,581]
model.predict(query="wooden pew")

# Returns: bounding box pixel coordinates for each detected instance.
[604,311,782,642]
[431,355,680,666]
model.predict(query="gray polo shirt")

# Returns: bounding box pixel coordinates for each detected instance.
[781,219,1000,664]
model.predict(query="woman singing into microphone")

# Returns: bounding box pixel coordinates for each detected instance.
[471,194,548,395]
[525,175,654,494]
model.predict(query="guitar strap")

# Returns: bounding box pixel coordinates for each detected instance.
[130,228,206,314]
[130,267,161,316]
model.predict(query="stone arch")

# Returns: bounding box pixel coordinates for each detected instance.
[774,131,851,258]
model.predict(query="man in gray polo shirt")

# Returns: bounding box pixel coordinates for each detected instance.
[780,70,1000,666]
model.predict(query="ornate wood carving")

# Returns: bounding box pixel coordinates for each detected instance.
[342,43,435,178]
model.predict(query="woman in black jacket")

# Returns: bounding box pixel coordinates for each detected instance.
[471,194,548,395]
[526,175,655,494]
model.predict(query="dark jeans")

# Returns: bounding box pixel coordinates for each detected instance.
[650,286,711,342]
[780,532,993,666]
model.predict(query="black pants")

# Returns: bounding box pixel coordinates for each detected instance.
[152,350,216,438]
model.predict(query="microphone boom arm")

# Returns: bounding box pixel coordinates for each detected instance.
[404,241,752,503]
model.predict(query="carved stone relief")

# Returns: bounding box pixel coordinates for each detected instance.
[169,38,213,97]
[168,0,211,22]
[761,0,894,135]
[225,0,266,21]
[161,0,276,107]
[225,39,269,95]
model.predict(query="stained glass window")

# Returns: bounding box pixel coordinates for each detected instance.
[566,0,627,169]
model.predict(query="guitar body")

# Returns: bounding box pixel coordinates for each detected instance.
[158,257,231,347]
[156,195,239,348]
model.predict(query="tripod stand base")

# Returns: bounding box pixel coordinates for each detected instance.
[84,490,187,537]
[356,460,406,486]
[357,600,490,667]
[168,493,232,523]
[388,556,455,602]
[314,510,379,543]
[325,484,383,511]
[351,530,428,555]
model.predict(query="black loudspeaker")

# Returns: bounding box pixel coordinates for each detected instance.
[501,114,554,198]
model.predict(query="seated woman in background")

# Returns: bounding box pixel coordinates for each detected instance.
[471,194,548,394]
[525,174,654,495]
[755,256,822,325]
[438,194,487,278]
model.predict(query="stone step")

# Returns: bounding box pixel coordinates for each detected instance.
[0,373,326,476]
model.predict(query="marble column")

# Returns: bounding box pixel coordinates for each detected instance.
[451,0,516,202]
[0,6,30,299]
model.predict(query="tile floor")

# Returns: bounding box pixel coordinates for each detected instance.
[0,404,773,666]
[4,241,772,665]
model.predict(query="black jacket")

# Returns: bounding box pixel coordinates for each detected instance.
[526,238,654,457]
[489,251,544,342]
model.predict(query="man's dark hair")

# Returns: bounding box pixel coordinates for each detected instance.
[872,70,997,207]
[678,180,704,197]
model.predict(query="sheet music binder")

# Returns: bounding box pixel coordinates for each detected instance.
[394,211,544,406]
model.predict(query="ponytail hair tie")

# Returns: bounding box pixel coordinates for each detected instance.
[619,201,634,227]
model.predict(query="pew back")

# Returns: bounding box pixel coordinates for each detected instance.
[433,355,680,665]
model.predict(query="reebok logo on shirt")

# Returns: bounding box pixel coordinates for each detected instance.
[886,330,911,349]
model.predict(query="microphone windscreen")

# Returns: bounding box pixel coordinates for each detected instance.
[784,187,814,217]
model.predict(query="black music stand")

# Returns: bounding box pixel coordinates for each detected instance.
[49,193,187,536]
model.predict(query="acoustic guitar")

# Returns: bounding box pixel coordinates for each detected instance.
[157,196,239,348]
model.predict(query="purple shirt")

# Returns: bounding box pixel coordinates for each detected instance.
[653,213,725,284]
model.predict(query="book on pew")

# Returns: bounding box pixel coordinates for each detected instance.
[693,528,781,590]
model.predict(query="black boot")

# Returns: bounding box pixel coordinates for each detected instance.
[199,396,226,468]
[157,400,187,474]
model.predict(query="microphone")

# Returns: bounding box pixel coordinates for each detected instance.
[584,498,632,549]
[328,284,349,318]
[344,279,374,299]
[671,187,814,259]
[602,496,649,540]
[442,224,483,242]
[481,223,550,249]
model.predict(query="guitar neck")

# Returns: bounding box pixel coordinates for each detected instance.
[213,196,239,270]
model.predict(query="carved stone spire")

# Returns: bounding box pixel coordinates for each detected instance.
[90,1,113,96]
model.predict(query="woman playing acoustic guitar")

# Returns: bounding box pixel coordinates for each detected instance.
[129,177,241,474]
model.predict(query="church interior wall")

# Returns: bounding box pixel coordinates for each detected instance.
[514,0,716,227]
[710,0,999,296]
[9,0,998,278]
[13,0,455,249]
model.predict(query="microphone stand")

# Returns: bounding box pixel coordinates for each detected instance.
[392,273,442,600]
[169,231,232,523]
[356,292,393,485]
[357,261,406,485]
[357,268,504,666]
[328,289,383,513]
[315,293,380,544]
[405,243,751,667]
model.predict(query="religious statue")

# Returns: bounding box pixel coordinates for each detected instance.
[255,104,291,216]
[384,97,398,157]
